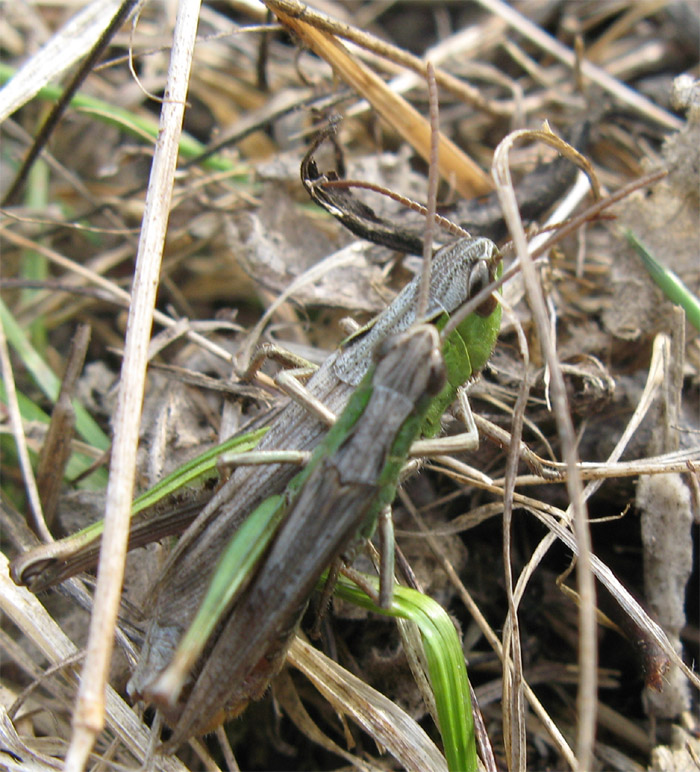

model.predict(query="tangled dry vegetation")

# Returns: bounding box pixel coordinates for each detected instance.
[1,1,699,771]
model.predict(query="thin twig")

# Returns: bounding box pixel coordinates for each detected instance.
[0,306,50,541]
[417,62,439,322]
[491,129,596,772]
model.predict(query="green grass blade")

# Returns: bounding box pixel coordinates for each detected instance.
[0,63,249,175]
[625,228,700,331]
[23,160,50,350]
[0,297,109,451]
[334,575,477,772]
[32,426,271,552]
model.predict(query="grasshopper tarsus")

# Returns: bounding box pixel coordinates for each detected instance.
[309,557,342,639]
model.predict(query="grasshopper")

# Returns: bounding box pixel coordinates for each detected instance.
[146,323,448,747]
[10,232,501,714]
[123,233,501,702]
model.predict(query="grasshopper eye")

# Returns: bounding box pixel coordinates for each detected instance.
[469,259,499,317]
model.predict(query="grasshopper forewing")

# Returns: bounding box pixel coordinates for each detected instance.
[126,236,502,698]
[150,324,447,747]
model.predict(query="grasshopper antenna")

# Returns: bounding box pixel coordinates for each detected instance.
[417,62,439,321]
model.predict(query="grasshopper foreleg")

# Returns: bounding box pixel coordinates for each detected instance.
[245,341,339,427]
[410,386,480,456]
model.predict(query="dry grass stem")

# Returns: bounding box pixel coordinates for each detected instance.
[266,1,492,198]
[65,2,204,770]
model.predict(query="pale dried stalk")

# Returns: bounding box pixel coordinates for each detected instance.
[504,452,700,487]
[65,1,203,769]
[491,130,595,772]
[500,302,531,772]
